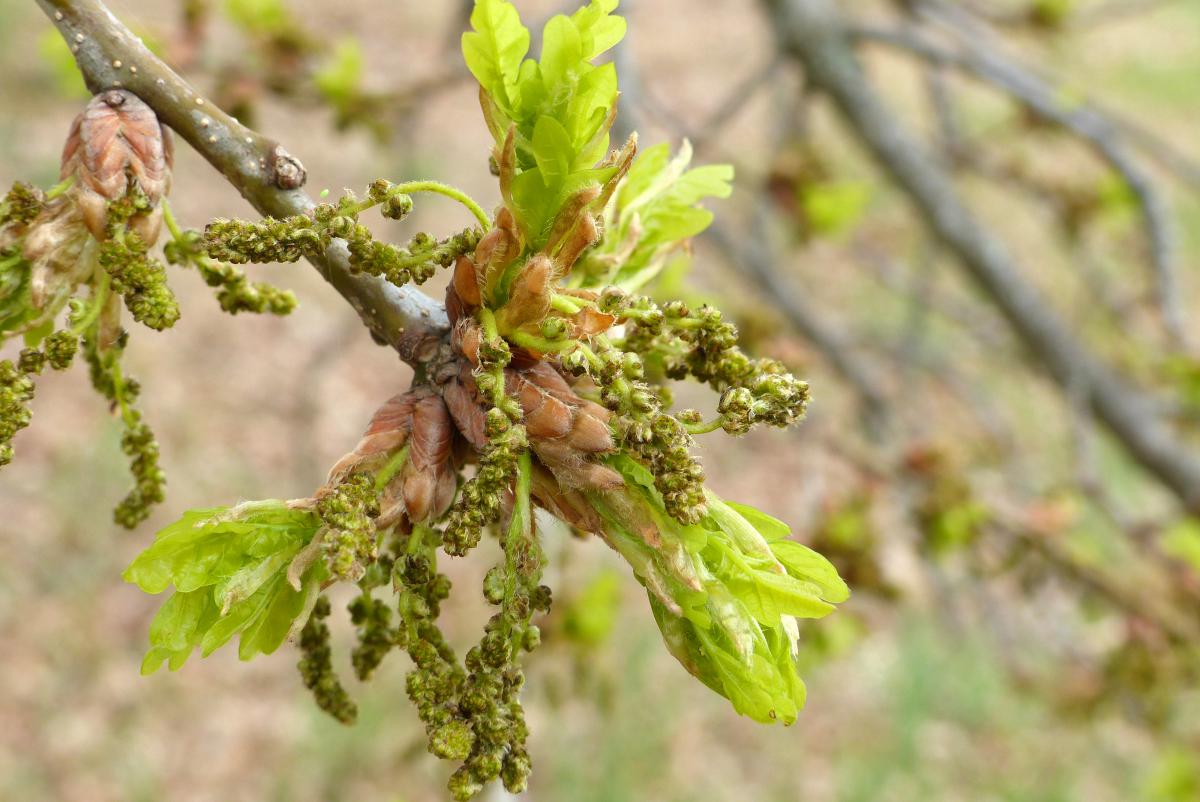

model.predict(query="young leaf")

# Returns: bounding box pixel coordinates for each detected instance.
[462,0,530,113]
[725,500,792,542]
[538,15,584,94]
[213,544,300,613]
[0,253,36,336]
[127,501,326,673]
[570,0,626,60]
[464,0,626,245]
[770,540,850,603]
[581,141,733,291]
[705,492,781,568]
[141,588,219,674]
[123,503,320,594]
[531,116,575,191]
[598,455,845,724]
[694,621,803,725]
[723,568,836,627]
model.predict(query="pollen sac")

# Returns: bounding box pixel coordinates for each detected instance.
[61,89,174,243]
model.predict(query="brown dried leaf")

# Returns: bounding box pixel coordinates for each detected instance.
[531,436,622,492]
[521,361,576,401]
[377,474,407,530]
[401,465,437,523]
[569,306,615,338]
[409,392,453,472]
[22,209,89,308]
[518,381,573,439]
[433,468,458,520]
[474,207,521,298]
[595,133,638,208]
[497,125,517,209]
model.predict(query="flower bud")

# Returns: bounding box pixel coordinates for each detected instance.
[521,625,541,652]
[367,179,393,203]
[61,90,173,244]
[621,352,643,379]
[663,300,689,319]
[429,720,475,761]
[448,767,485,802]
[539,316,567,340]
[560,346,589,376]
[484,406,510,438]
[483,566,506,605]
[630,389,655,413]
[381,193,413,220]
[328,215,356,237]
[598,286,628,313]
[501,749,532,794]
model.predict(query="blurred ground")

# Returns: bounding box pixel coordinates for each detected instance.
[1,1,1199,800]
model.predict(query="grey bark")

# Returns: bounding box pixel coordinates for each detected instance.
[761,0,1200,512]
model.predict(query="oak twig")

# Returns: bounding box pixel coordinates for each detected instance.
[36,0,451,364]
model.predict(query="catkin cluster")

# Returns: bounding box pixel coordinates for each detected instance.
[204,183,482,290]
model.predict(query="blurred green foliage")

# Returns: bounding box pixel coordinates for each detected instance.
[36,30,88,100]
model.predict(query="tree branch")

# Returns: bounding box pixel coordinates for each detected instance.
[760,0,1200,514]
[35,0,451,364]
[849,21,1186,346]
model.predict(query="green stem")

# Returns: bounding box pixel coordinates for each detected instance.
[44,175,76,201]
[409,522,430,557]
[162,199,212,272]
[665,317,704,330]
[508,330,575,354]
[374,445,410,492]
[504,451,534,593]
[161,198,183,241]
[511,451,531,540]
[575,342,605,371]
[108,356,137,428]
[683,416,725,435]
[549,293,585,315]
[352,180,491,231]
[478,307,499,341]
[70,273,110,335]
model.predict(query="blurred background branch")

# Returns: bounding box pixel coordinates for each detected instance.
[761,0,1200,515]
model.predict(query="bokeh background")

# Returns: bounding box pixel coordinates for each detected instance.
[3,0,1200,800]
